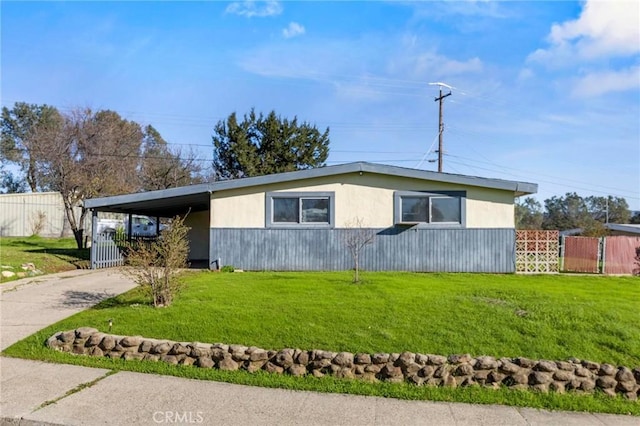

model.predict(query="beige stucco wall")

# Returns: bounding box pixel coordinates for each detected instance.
[185,210,210,260]
[210,172,515,229]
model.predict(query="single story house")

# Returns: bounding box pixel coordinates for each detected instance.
[84,162,537,273]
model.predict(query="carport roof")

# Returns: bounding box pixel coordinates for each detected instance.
[84,162,538,217]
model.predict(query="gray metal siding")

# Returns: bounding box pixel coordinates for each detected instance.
[211,228,515,273]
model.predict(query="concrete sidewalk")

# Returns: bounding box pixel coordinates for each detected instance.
[1,270,638,425]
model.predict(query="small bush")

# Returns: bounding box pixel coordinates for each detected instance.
[221,265,235,273]
[123,215,190,307]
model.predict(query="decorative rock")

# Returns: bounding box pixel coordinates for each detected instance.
[59,331,76,343]
[624,392,637,401]
[475,356,498,370]
[596,376,617,389]
[488,371,506,384]
[89,346,104,357]
[365,364,382,374]
[448,354,471,364]
[580,380,596,392]
[454,363,474,376]
[615,367,635,383]
[88,333,106,347]
[582,360,599,371]
[415,353,429,365]
[169,343,190,355]
[419,366,435,378]
[371,353,389,364]
[535,361,557,373]
[397,352,415,367]
[1,271,16,278]
[160,355,178,364]
[499,360,521,374]
[354,353,371,365]
[143,354,160,362]
[189,343,212,358]
[443,374,457,388]
[404,362,422,375]
[602,388,617,397]
[616,380,636,393]
[333,352,354,368]
[516,357,536,368]
[249,349,269,362]
[195,357,213,368]
[553,370,574,382]
[532,383,549,393]
[599,364,616,376]
[123,352,145,361]
[574,367,591,377]
[311,369,324,378]
[380,364,403,380]
[75,327,99,339]
[296,351,310,365]
[530,371,553,385]
[428,355,447,366]
[219,356,239,371]
[120,336,142,347]
[264,362,284,374]
[99,336,117,351]
[556,361,574,371]
[151,342,171,354]
[288,364,307,377]
[549,382,565,394]
[181,357,196,366]
[274,351,294,369]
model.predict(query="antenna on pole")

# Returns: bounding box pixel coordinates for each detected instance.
[428,82,452,172]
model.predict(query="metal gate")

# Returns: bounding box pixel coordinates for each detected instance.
[604,236,640,274]
[562,236,601,273]
[90,232,125,269]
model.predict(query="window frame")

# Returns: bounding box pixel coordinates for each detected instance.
[393,190,466,227]
[266,191,335,228]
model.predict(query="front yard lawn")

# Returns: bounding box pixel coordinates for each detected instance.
[0,236,89,282]
[4,272,639,415]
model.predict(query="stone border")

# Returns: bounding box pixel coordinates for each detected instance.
[47,328,640,400]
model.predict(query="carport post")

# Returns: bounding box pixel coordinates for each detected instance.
[156,216,160,236]
[127,213,133,242]
[90,210,98,269]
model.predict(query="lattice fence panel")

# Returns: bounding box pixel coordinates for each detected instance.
[516,230,559,273]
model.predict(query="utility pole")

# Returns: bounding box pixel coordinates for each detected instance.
[429,82,452,172]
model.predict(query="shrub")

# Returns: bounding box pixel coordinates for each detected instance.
[221,265,235,273]
[122,215,190,307]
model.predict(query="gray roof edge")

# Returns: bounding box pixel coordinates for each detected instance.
[84,162,538,209]
[605,223,640,233]
[84,183,214,209]
[211,162,537,194]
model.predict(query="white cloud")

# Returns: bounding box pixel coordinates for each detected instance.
[571,65,640,98]
[225,1,282,18]
[529,0,640,65]
[283,22,305,39]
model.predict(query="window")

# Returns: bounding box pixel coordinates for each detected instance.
[394,191,465,226]
[266,192,335,227]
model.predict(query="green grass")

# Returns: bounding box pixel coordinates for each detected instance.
[4,271,640,415]
[0,236,89,282]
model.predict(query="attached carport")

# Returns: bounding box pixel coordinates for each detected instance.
[84,184,214,269]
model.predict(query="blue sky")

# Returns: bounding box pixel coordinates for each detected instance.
[2,1,639,209]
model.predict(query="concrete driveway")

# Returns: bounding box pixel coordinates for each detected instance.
[1,269,637,425]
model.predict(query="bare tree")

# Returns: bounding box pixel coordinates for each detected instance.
[40,108,144,248]
[123,214,190,307]
[342,218,376,283]
[139,125,202,190]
